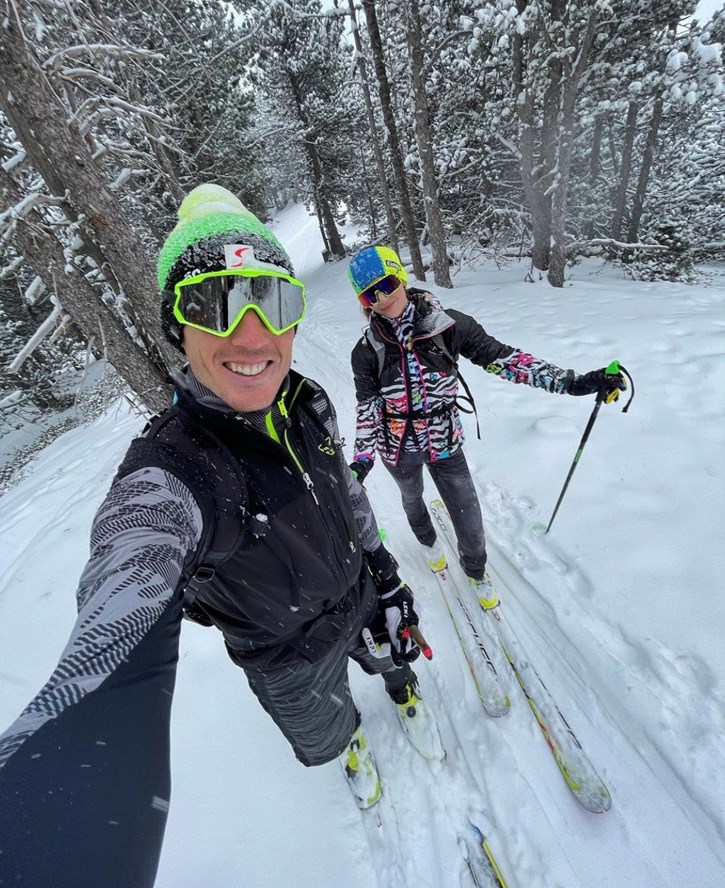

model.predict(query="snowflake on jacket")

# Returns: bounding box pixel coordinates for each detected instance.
[351,289,574,467]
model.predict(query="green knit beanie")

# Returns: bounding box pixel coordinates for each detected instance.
[158,183,294,348]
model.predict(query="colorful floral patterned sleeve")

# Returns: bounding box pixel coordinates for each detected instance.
[484,347,575,393]
[351,338,384,463]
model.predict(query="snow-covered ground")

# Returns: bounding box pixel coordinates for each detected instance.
[1,203,723,887]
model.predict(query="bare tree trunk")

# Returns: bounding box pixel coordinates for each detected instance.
[537,0,565,268]
[0,14,174,379]
[361,0,425,281]
[358,143,378,239]
[348,0,398,251]
[610,101,640,241]
[1,171,173,413]
[405,0,452,288]
[288,74,346,259]
[547,10,598,288]
[584,113,604,238]
[513,4,550,271]
[626,96,664,247]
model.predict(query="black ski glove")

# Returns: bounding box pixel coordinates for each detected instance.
[350,458,373,484]
[380,584,421,665]
[364,544,420,664]
[568,367,626,402]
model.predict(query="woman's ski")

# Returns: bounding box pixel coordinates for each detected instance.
[429,498,612,814]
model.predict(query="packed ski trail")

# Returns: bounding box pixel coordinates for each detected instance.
[0,204,723,887]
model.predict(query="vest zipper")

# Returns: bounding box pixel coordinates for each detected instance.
[279,383,320,506]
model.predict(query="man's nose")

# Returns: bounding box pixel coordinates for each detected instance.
[228,308,270,346]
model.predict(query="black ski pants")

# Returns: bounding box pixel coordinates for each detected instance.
[238,573,415,767]
[384,447,487,579]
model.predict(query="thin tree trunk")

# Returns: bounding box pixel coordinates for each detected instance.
[611,101,640,242]
[584,113,604,238]
[405,0,452,288]
[626,96,664,247]
[513,3,550,271]
[361,0,425,280]
[548,10,598,288]
[537,0,565,268]
[358,143,378,239]
[288,74,346,259]
[348,0,397,251]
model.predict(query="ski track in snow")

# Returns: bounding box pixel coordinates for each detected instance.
[1,213,724,887]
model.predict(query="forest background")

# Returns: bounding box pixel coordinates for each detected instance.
[0,0,722,470]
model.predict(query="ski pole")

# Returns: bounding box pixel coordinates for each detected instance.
[545,361,634,534]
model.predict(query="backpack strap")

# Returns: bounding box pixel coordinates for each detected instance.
[431,333,481,439]
[365,322,481,440]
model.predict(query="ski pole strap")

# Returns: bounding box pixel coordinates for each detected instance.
[603,360,635,412]
[617,363,635,413]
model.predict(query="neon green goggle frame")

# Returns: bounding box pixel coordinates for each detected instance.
[172,268,307,337]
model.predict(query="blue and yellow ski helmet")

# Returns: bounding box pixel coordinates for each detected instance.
[348,245,408,295]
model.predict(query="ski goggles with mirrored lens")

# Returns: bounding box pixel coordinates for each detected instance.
[357,275,401,308]
[171,269,306,336]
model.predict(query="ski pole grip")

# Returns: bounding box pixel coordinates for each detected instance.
[405,625,433,660]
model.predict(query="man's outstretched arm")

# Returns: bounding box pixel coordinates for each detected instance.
[0,467,203,888]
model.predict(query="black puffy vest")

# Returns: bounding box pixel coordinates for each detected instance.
[115,371,369,667]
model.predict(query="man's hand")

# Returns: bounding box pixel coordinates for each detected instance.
[380,584,421,665]
[568,366,627,402]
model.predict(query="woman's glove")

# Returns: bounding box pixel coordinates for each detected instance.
[568,367,626,401]
[349,458,373,483]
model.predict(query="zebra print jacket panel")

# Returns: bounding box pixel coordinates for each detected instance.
[351,289,575,467]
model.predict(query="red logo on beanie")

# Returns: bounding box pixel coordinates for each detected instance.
[224,244,252,269]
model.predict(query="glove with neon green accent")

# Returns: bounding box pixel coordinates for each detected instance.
[568,364,626,402]
[350,458,373,483]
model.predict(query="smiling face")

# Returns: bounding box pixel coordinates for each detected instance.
[368,280,408,319]
[182,309,294,412]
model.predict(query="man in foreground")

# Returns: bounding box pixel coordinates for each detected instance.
[0,186,438,888]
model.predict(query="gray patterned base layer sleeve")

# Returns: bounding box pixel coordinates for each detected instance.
[0,467,204,888]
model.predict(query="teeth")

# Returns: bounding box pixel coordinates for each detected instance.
[227,361,267,376]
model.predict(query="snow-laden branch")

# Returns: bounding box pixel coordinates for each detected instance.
[25,276,45,306]
[44,45,164,70]
[566,237,669,254]
[108,168,146,191]
[494,131,522,160]
[91,141,151,162]
[58,67,122,91]
[7,297,72,373]
[1,148,26,173]
[0,190,67,228]
[70,94,170,127]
